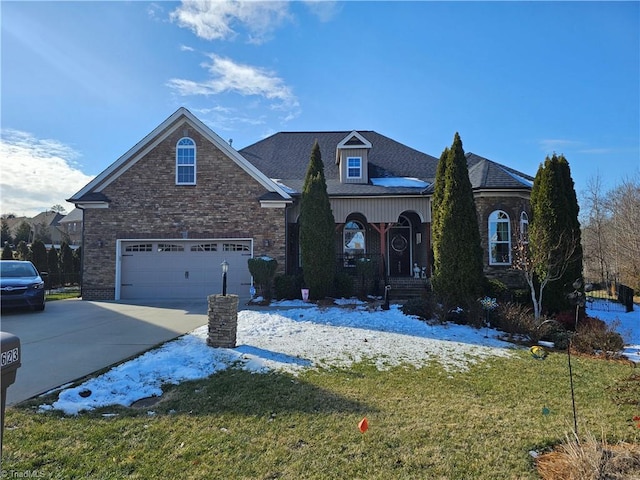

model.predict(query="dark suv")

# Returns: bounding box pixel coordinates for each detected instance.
[0,260,47,311]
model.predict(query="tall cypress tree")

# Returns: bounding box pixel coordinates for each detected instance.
[431,133,484,311]
[30,240,48,274]
[529,154,583,313]
[430,147,449,255]
[60,241,74,285]
[300,140,336,300]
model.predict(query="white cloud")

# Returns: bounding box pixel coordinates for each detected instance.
[170,0,292,44]
[303,0,341,22]
[167,54,300,112]
[0,130,94,217]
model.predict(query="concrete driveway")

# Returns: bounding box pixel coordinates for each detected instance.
[1,298,216,406]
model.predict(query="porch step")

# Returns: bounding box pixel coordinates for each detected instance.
[387,277,431,300]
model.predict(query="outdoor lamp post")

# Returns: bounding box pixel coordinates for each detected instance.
[221,260,229,296]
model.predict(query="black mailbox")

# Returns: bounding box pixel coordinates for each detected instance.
[1,331,21,458]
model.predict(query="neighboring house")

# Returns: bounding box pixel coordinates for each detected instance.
[68,108,533,301]
[5,211,66,245]
[57,208,83,246]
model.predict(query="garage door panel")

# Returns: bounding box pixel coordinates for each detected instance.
[120,240,252,299]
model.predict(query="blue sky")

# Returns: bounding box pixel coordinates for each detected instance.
[1,1,638,217]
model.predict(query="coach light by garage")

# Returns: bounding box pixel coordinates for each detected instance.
[221,260,229,296]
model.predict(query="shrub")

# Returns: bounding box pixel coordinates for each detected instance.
[354,257,375,297]
[334,272,354,299]
[248,257,277,300]
[485,278,509,301]
[401,295,435,321]
[571,317,625,357]
[511,288,531,305]
[493,302,550,343]
[274,274,303,300]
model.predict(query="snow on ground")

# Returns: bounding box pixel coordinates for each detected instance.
[38,300,639,415]
[587,300,640,363]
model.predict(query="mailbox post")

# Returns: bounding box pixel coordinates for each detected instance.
[1,331,21,458]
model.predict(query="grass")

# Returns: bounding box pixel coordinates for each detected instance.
[3,350,639,479]
[46,289,80,301]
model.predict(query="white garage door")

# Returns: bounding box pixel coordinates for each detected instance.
[119,240,252,299]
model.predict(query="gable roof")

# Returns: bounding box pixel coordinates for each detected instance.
[68,108,291,204]
[240,131,440,196]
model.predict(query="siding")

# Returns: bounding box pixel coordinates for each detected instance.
[338,148,369,184]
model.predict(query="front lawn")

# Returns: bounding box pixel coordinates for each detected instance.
[4,351,638,479]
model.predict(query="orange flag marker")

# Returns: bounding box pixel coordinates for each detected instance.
[358,417,369,433]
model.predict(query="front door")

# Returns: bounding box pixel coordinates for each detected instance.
[388,223,411,276]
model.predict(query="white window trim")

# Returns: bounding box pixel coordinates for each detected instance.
[488,210,512,265]
[519,211,529,244]
[346,156,362,179]
[176,137,196,185]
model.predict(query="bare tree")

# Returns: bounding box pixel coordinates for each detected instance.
[513,230,580,321]
[580,174,611,282]
[606,174,640,290]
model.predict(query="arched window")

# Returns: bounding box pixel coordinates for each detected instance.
[519,211,529,244]
[344,220,365,256]
[176,137,196,185]
[489,210,511,265]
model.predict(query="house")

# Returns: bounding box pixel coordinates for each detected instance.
[58,208,83,246]
[68,108,533,301]
[5,211,66,246]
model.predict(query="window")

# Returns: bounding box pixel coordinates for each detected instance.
[125,244,153,252]
[489,210,511,265]
[176,137,196,185]
[191,244,217,252]
[344,221,365,255]
[346,157,362,179]
[223,243,249,252]
[519,211,529,244]
[157,243,184,252]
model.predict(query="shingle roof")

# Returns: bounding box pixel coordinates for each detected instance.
[240,132,533,196]
[466,153,534,189]
[239,131,440,196]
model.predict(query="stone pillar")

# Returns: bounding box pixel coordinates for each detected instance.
[206,294,239,348]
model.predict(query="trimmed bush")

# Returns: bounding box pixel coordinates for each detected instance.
[485,278,509,302]
[248,257,277,300]
[274,274,303,300]
[334,272,354,299]
[401,295,435,321]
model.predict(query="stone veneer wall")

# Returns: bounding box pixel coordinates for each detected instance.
[81,119,287,300]
[206,294,239,348]
[474,192,531,289]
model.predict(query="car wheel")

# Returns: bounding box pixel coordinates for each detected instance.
[34,303,45,311]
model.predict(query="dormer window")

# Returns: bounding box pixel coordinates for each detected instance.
[176,137,196,185]
[347,157,362,179]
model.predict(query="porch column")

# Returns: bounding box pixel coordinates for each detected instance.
[371,222,393,276]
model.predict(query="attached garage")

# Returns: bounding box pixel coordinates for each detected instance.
[117,239,253,300]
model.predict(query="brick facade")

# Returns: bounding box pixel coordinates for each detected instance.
[81,119,287,300]
[474,192,531,288]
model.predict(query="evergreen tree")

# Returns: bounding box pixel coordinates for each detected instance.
[73,246,82,286]
[1,219,12,246]
[430,147,449,256]
[529,154,583,313]
[30,240,48,274]
[431,133,484,312]
[16,241,29,261]
[60,242,75,285]
[300,140,336,300]
[2,243,14,260]
[47,246,60,288]
[15,221,31,244]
